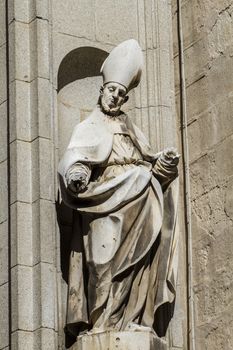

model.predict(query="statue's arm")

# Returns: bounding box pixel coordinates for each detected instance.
[153,147,180,190]
[65,162,91,193]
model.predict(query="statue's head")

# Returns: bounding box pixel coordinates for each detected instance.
[99,39,143,115]
[99,82,129,116]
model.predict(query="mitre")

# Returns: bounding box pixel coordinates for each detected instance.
[100,39,143,92]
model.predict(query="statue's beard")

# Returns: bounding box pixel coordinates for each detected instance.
[100,98,121,116]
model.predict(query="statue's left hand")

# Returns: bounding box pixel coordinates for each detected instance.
[161,147,180,166]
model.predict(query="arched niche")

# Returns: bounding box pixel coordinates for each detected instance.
[57,46,108,158]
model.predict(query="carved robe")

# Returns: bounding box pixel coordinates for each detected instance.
[58,106,179,337]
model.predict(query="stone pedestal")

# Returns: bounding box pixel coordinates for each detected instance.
[71,330,167,350]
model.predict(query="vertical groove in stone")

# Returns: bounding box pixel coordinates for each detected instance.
[6,0,11,349]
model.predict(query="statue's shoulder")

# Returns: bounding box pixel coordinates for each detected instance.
[75,107,109,129]
[68,107,112,148]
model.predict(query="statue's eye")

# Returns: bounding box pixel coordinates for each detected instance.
[108,87,114,92]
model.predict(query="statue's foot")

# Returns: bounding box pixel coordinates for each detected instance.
[125,322,155,334]
[86,327,105,335]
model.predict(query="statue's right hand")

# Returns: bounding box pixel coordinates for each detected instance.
[67,172,88,193]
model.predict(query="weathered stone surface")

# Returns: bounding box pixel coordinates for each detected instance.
[0,44,7,105]
[95,0,138,45]
[39,137,54,201]
[0,282,9,349]
[0,220,8,286]
[10,139,39,204]
[11,265,35,332]
[10,200,40,267]
[0,160,8,223]
[0,101,7,163]
[9,79,38,142]
[39,328,57,350]
[40,262,57,329]
[74,331,167,350]
[0,0,6,46]
[12,330,34,350]
[52,0,95,40]
[38,78,52,139]
[40,199,55,264]
[9,21,37,83]
[8,0,36,24]
[188,93,233,162]
[173,0,233,348]
[36,19,50,80]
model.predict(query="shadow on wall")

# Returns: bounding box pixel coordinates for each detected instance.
[57,46,108,92]
[56,46,108,348]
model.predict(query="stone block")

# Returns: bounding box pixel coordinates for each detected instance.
[194,256,233,327]
[11,265,34,331]
[136,0,146,51]
[9,79,38,142]
[8,0,50,23]
[156,0,173,49]
[36,0,49,20]
[193,218,233,287]
[0,101,7,163]
[173,39,208,92]
[178,0,203,52]
[40,328,57,350]
[138,0,158,50]
[8,0,36,24]
[0,44,7,105]
[0,0,6,46]
[38,78,52,139]
[0,283,9,349]
[195,311,233,350]
[10,200,40,267]
[95,0,138,45]
[40,199,55,264]
[73,331,167,350]
[215,134,233,184]
[10,139,39,204]
[190,152,216,200]
[40,262,56,329]
[191,185,226,241]
[186,54,233,121]
[12,330,34,350]
[8,20,37,83]
[39,137,54,200]
[52,0,95,40]
[0,160,8,223]
[188,94,233,162]
[0,220,8,286]
[36,19,50,80]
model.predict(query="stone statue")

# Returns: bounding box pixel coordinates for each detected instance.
[58,40,180,347]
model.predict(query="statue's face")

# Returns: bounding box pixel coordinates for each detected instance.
[100,82,128,115]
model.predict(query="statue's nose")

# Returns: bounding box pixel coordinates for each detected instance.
[113,90,119,99]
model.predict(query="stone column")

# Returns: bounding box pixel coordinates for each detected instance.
[6,0,59,348]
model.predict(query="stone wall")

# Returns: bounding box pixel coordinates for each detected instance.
[0,0,9,349]
[0,1,187,349]
[172,0,233,349]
